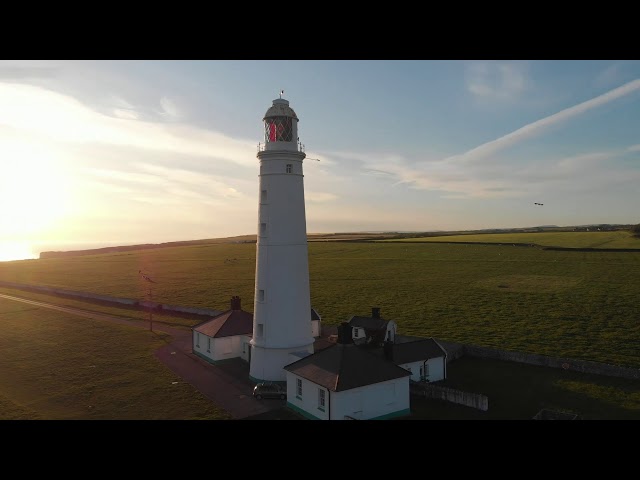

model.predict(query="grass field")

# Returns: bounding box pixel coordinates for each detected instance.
[0,297,231,420]
[380,230,640,249]
[408,356,640,420]
[1,232,640,369]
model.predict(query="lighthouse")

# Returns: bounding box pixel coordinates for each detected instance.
[249,94,315,383]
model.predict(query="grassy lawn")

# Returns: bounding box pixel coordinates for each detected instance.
[380,230,640,249]
[1,236,640,369]
[408,356,640,420]
[0,297,231,420]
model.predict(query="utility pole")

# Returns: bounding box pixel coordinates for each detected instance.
[139,270,157,332]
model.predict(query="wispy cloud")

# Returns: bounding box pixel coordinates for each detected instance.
[0,82,257,167]
[466,62,529,101]
[159,97,181,119]
[595,63,623,88]
[306,192,338,203]
[445,78,640,166]
[0,65,58,79]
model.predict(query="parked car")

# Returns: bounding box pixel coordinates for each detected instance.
[253,382,286,400]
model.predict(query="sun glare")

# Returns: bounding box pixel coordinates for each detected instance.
[0,138,70,260]
[0,242,36,262]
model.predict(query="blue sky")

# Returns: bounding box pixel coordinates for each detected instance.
[1,60,639,260]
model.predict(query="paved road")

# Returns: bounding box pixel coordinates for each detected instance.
[0,293,284,419]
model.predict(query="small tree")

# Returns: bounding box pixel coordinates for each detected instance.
[631,224,640,237]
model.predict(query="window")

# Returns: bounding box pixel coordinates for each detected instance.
[260,222,266,235]
[296,378,302,399]
[318,388,325,411]
[353,328,359,338]
[261,189,267,202]
[286,164,292,173]
[196,332,200,347]
[258,289,265,302]
[207,337,211,352]
[257,323,264,338]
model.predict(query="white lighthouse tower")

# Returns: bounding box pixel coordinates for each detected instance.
[249,94,315,383]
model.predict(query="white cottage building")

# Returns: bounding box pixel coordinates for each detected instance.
[284,323,411,420]
[380,336,447,382]
[192,296,253,364]
[349,307,397,345]
[192,296,322,365]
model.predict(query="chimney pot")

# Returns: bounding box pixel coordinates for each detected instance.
[231,296,241,310]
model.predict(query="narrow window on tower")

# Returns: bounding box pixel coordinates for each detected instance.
[286,164,292,173]
[261,189,267,203]
[257,323,264,338]
[207,337,211,353]
[296,378,302,399]
[196,333,200,348]
[260,223,267,235]
[258,289,265,302]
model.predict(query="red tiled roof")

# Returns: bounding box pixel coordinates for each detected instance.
[193,309,253,338]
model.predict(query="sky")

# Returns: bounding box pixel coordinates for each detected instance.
[1,60,639,261]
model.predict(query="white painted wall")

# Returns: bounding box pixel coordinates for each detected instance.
[311,319,320,338]
[285,372,329,420]
[240,336,252,362]
[398,357,446,382]
[331,377,410,420]
[286,373,410,420]
[211,335,244,362]
[193,331,250,363]
[250,98,314,382]
[192,331,214,362]
[385,320,397,342]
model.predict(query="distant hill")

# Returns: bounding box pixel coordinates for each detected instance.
[39,225,636,259]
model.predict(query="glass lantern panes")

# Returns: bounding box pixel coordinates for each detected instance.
[264,116,293,143]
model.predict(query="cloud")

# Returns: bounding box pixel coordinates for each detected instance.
[306,192,338,203]
[0,82,257,167]
[159,96,181,119]
[466,62,528,101]
[595,63,623,88]
[0,65,57,79]
[444,78,640,166]
[626,144,640,153]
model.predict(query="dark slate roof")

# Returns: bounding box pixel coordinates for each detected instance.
[193,309,253,338]
[348,315,389,331]
[284,343,410,392]
[311,308,321,321]
[373,338,447,364]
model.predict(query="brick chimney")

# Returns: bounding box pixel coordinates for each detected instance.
[230,296,241,310]
[372,307,380,318]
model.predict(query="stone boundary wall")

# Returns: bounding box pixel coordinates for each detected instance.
[433,338,640,380]
[0,280,222,318]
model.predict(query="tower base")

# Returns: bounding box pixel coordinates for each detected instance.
[249,343,314,383]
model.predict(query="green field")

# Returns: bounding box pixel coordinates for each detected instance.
[380,230,640,249]
[409,356,640,420]
[1,233,640,369]
[0,297,231,420]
